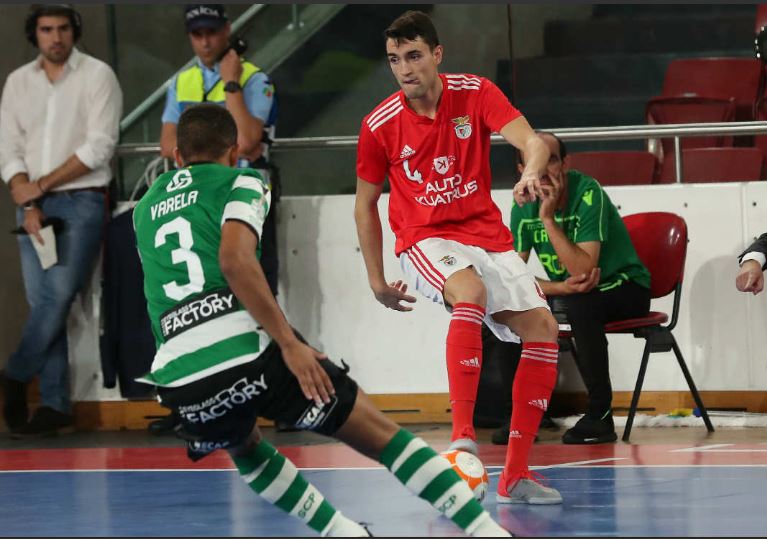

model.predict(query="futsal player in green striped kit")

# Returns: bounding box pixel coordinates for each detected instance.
[132,104,510,537]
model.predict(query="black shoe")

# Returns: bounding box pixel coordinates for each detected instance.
[539,412,558,430]
[11,406,73,438]
[562,413,618,444]
[2,373,28,433]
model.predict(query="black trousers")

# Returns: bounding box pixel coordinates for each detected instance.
[260,202,279,296]
[487,280,651,419]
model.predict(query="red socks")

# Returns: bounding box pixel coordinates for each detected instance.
[446,303,485,441]
[504,341,559,478]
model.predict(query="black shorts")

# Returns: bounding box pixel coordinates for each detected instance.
[157,341,358,461]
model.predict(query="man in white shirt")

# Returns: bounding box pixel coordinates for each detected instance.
[736,233,767,295]
[0,5,122,437]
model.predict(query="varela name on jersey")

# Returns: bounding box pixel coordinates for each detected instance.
[133,163,272,388]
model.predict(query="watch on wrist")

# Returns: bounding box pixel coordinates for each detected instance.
[224,80,242,93]
[22,201,36,211]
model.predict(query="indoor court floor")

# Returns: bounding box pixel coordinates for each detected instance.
[1,425,766,537]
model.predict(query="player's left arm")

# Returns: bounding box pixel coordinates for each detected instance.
[219,174,334,404]
[219,219,335,405]
[478,80,549,203]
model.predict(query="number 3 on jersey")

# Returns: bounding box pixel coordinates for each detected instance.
[154,216,205,301]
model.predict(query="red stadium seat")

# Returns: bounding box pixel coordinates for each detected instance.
[753,97,767,179]
[756,4,767,33]
[558,212,714,441]
[680,147,763,183]
[568,151,657,186]
[661,58,763,122]
[646,96,737,182]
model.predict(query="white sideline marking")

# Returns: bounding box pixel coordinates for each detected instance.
[6,462,767,474]
[486,457,627,477]
[671,444,733,452]
[0,466,385,474]
[672,444,767,453]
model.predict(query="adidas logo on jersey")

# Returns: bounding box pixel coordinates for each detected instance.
[400,145,415,159]
[509,430,522,439]
[529,399,549,411]
[459,357,480,369]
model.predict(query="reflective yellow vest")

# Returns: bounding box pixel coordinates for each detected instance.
[176,61,260,107]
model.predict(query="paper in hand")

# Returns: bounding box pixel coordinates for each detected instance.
[30,225,57,270]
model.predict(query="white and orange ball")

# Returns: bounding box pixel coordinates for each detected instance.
[440,449,489,502]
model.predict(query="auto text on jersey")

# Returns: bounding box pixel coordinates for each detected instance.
[414,173,478,206]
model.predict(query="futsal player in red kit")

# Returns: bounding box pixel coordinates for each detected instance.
[354,10,563,504]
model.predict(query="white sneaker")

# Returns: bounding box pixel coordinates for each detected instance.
[446,437,479,456]
[495,470,562,505]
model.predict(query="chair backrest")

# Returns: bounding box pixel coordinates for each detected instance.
[681,147,763,183]
[647,96,737,183]
[646,95,736,149]
[622,212,687,299]
[568,151,657,186]
[661,58,763,121]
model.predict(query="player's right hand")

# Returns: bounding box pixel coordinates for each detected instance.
[514,172,542,206]
[281,341,335,405]
[373,280,417,311]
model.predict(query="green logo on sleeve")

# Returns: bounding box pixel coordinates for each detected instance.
[582,189,593,206]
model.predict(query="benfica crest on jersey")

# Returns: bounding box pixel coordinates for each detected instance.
[452,115,472,139]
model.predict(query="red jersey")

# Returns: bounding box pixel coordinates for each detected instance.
[356,73,521,256]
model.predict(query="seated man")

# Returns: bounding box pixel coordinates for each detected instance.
[501,132,651,444]
[132,104,509,537]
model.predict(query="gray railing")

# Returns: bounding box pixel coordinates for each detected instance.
[116,121,767,184]
[119,4,267,133]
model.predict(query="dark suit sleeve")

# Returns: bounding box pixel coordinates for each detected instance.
[738,232,767,270]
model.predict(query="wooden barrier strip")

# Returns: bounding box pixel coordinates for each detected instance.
[60,391,767,431]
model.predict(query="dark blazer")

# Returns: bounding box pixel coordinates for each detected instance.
[739,233,767,270]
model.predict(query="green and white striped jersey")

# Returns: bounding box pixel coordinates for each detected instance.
[133,163,272,387]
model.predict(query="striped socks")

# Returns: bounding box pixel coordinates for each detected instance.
[380,429,509,536]
[231,440,367,537]
[446,302,485,441]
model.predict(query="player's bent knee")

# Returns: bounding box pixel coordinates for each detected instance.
[443,267,487,307]
[227,426,263,457]
[542,310,560,341]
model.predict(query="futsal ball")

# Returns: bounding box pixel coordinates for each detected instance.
[440,449,489,502]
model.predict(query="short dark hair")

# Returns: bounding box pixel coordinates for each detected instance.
[384,10,440,50]
[177,104,237,162]
[517,131,567,166]
[25,4,83,47]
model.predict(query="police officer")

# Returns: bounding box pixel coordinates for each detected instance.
[160,4,280,296]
